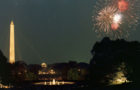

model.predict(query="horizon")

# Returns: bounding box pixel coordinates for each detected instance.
[0,0,140,64]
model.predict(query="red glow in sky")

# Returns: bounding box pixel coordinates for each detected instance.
[111,23,119,30]
[118,0,129,12]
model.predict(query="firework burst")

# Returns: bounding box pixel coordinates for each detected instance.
[93,0,140,39]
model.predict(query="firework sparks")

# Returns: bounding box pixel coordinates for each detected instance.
[118,0,129,12]
[113,13,122,24]
[95,5,118,32]
[111,13,122,30]
[93,0,140,39]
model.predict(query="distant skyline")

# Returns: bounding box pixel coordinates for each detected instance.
[0,0,140,64]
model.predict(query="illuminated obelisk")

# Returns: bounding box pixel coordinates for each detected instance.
[9,21,15,64]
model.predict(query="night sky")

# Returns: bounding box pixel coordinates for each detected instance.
[0,0,140,64]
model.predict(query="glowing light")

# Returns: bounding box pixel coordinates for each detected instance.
[34,79,75,86]
[110,71,130,85]
[52,79,56,85]
[95,5,118,32]
[111,23,119,30]
[113,13,122,24]
[93,0,140,39]
[41,62,47,68]
[118,0,129,12]
[111,13,122,30]
[49,69,56,74]
[0,83,13,88]
[9,21,15,64]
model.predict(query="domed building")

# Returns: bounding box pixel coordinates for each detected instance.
[41,62,47,68]
[38,62,62,80]
[38,62,48,75]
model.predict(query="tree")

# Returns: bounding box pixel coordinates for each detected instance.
[89,37,140,87]
[25,71,37,81]
[0,50,11,85]
[67,68,80,80]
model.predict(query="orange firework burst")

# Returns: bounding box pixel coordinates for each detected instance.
[111,23,119,30]
[118,0,129,12]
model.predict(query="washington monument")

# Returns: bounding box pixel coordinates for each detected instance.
[9,21,15,64]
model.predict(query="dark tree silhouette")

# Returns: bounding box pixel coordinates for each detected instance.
[0,50,11,85]
[51,61,89,80]
[89,37,140,87]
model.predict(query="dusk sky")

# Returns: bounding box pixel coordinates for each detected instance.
[0,0,140,64]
